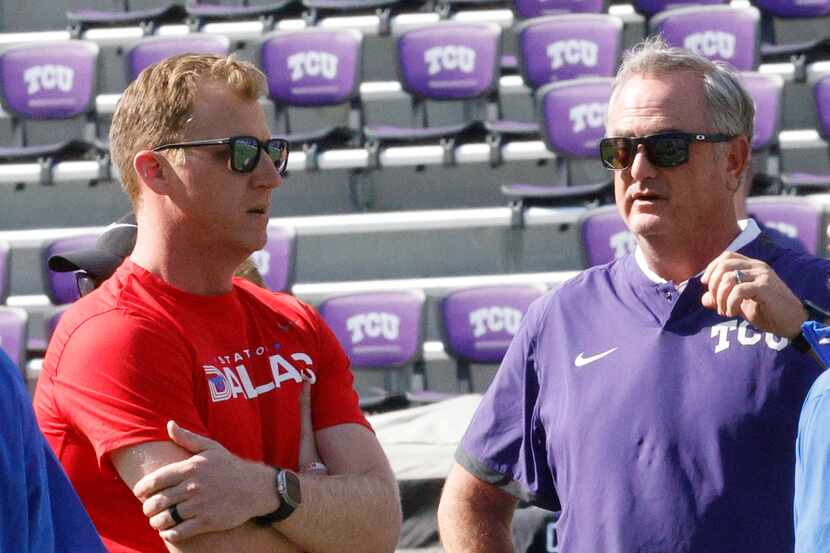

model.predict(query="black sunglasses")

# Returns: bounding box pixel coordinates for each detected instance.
[599,132,735,171]
[153,136,289,175]
[74,270,98,298]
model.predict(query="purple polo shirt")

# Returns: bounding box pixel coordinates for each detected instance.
[458,228,830,553]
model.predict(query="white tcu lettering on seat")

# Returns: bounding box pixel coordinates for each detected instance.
[287,51,339,81]
[710,319,788,353]
[609,231,636,259]
[204,353,317,402]
[569,102,607,133]
[23,64,75,95]
[424,46,477,76]
[346,312,401,344]
[546,40,599,70]
[469,306,523,338]
[765,221,798,238]
[683,32,736,60]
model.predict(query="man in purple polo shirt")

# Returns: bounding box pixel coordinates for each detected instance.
[438,36,830,553]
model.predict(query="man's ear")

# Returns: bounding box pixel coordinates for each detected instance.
[133,150,172,196]
[725,135,751,191]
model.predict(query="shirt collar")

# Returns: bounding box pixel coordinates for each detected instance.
[634,218,762,285]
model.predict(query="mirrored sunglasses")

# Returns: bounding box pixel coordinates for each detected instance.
[153,136,290,175]
[599,132,735,171]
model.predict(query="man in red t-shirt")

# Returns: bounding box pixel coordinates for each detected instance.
[34,54,401,553]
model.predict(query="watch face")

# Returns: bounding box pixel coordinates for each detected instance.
[279,470,302,508]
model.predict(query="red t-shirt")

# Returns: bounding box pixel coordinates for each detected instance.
[34,259,369,553]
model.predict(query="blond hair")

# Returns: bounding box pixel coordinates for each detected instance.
[109,54,267,207]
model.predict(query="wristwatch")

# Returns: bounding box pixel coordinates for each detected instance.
[253,468,302,526]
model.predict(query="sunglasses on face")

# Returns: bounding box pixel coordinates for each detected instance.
[153,136,290,175]
[599,132,735,171]
[74,270,98,298]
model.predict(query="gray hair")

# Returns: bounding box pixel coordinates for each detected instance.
[609,35,755,144]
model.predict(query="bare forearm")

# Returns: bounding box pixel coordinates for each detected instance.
[164,521,301,553]
[275,471,401,553]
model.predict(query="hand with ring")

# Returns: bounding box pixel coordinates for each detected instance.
[701,251,807,339]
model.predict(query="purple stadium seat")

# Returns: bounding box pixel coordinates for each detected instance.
[66,2,186,38]
[486,13,623,141]
[0,241,9,305]
[41,233,100,305]
[186,0,303,32]
[249,225,297,293]
[0,307,28,370]
[259,28,363,164]
[513,0,606,19]
[502,77,614,215]
[319,290,431,410]
[363,22,501,155]
[739,71,783,193]
[578,205,631,267]
[632,0,725,18]
[747,197,821,253]
[0,40,103,172]
[753,0,830,19]
[650,6,761,71]
[516,14,623,88]
[127,34,231,81]
[782,73,830,192]
[440,284,546,392]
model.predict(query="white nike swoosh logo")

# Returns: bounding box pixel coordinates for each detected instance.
[819,337,830,345]
[575,347,618,367]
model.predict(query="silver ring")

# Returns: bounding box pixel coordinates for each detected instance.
[734,269,745,285]
[169,504,184,526]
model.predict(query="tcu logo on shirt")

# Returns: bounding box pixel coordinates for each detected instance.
[765,221,798,238]
[287,51,339,81]
[346,312,401,344]
[424,46,476,76]
[569,103,606,133]
[546,40,599,70]
[204,352,317,403]
[23,65,74,95]
[683,32,736,59]
[469,306,523,338]
[609,231,636,259]
[711,319,788,353]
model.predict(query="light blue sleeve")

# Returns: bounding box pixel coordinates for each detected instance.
[794,369,830,553]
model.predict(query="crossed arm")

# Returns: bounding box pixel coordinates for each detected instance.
[112,405,400,553]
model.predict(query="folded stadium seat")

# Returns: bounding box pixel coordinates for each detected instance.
[259,28,364,171]
[512,0,606,19]
[746,196,821,253]
[0,307,28,371]
[248,225,297,292]
[186,0,304,32]
[0,241,9,306]
[440,284,546,392]
[362,21,502,168]
[630,0,725,19]
[0,40,106,185]
[781,72,830,193]
[740,71,784,194]
[318,290,442,412]
[488,13,623,148]
[649,5,761,71]
[40,233,101,306]
[126,34,231,81]
[66,1,187,38]
[501,76,615,225]
[301,0,422,34]
[577,204,630,267]
[752,0,830,69]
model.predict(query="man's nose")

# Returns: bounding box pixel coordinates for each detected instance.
[630,143,657,181]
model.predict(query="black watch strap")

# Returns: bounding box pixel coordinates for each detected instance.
[791,332,812,354]
[253,469,301,526]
